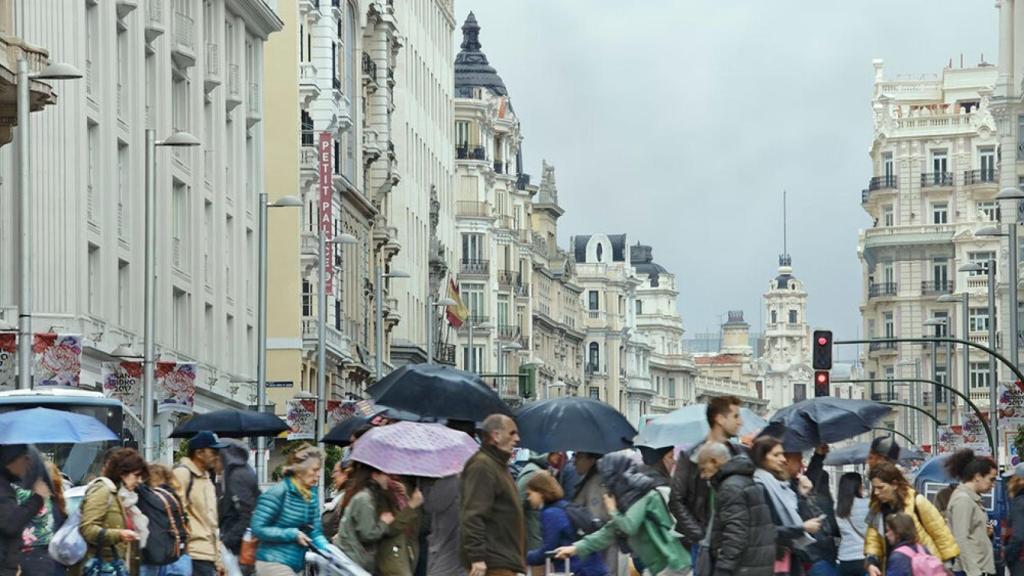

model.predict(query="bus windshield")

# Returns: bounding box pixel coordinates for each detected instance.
[0,389,126,485]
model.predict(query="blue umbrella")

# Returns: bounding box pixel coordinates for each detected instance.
[634,404,767,448]
[761,397,892,452]
[0,407,118,444]
[515,396,637,454]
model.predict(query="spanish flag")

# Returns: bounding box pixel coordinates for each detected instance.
[446,278,469,329]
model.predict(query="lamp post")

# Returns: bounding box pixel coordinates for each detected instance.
[142,129,200,462]
[16,59,82,391]
[314,231,355,505]
[995,186,1024,372]
[923,317,948,446]
[427,297,457,364]
[938,291,971,402]
[957,260,997,462]
[254,194,302,484]
[497,339,523,396]
[374,266,409,379]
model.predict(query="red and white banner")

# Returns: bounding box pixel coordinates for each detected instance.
[287,398,317,440]
[102,361,143,419]
[33,333,82,388]
[0,333,14,390]
[318,131,334,292]
[156,361,196,414]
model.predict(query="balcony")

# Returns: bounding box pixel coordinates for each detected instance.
[299,62,320,106]
[870,392,898,402]
[920,172,954,187]
[861,224,956,267]
[455,144,486,160]
[460,315,490,329]
[225,64,242,111]
[144,0,165,43]
[456,201,491,218]
[920,280,954,296]
[868,341,898,353]
[868,282,897,298]
[516,173,531,191]
[246,83,261,126]
[493,160,508,174]
[301,316,350,360]
[459,259,489,276]
[964,169,998,185]
[862,175,897,203]
[497,269,522,289]
[171,10,195,68]
[204,43,220,92]
[434,343,456,365]
[497,324,521,341]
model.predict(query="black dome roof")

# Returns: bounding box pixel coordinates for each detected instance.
[454,12,508,98]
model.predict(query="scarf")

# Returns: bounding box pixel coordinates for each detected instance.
[753,468,814,550]
[289,477,313,502]
[118,485,150,549]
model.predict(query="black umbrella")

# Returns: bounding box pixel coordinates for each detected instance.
[321,404,430,446]
[823,441,925,466]
[169,409,289,438]
[366,364,511,422]
[760,397,892,452]
[515,396,637,454]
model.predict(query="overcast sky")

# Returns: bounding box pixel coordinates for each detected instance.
[455,0,996,360]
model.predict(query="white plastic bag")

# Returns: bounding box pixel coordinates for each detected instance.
[48,506,87,566]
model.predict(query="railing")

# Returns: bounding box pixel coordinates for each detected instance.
[456,201,490,217]
[494,215,514,230]
[247,83,260,116]
[497,269,521,288]
[87,184,95,221]
[920,172,954,187]
[174,10,194,51]
[868,341,898,352]
[434,343,456,365]
[206,43,219,76]
[493,160,507,174]
[116,82,124,116]
[228,64,240,97]
[172,237,183,268]
[964,169,998,185]
[966,276,990,289]
[920,280,954,295]
[85,59,94,95]
[465,315,489,327]
[497,325,520,340]
[870,392,899,402]
[867,175,897,191]
[868,282,898,298]
[455,145,486,160]
[146,0,163,25]
[460,259,489,275]
[117,202,125,237]
[516,173,531,190]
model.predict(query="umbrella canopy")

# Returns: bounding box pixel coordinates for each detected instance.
[761,397,892,452]
[0,407,118,444]
[349,421,479,478]
[170,409,289,438]
[366,364,511,422]
[634,404,767,449]
[515,397,637,454]
[823,441,925,466]
[321,404,427,446]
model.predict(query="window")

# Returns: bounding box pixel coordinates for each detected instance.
[497,295,509,329]
[969,307,993,332]
[883,312,894,338]
[981,147,996,181]
[204,304,214,362]
[884,366,895,399]
[118,260,129,327]
[931,311,949,337]
[1018,115,1024,154]
[173,288,188,350]
[588,387,600,400]
[172,78,190,134]
[788,309,798,324]
[770,310,778,324]
[882,152,894,186]
[882,205,894,227]
[934,366,948,403]
[636,300,643,315]
[301,280,312,316]
[932,258,949,290]
[588,342,600,371]
[455,121,470,147]
[117,142,128,238]
[88,244,100,315]
[461,233,484,262]
[793,383,807,403]
[977,201,1000,222]
[970,362,991,389]
[462,346,483,372]
[172,182,188,269]
[300,111,313,146]
[461,283,485,318]
[588,291,599,311]
[968,251,995,275]
[667,377,676,398]
[932,202,948,225]
[932,151,948,178]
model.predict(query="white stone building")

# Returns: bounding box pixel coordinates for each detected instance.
[629,243,697,414]
[858,59,1000,449]
[760,255,813,411]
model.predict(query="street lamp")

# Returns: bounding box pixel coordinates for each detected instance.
[253,193,302,483]
[938,292,971,400]
[16,59,82,391]
[957,260,998,463]
[975,216,1020,376]
[427,297,457,364]
[142,129,200,462]
[497,339,523,396]
[467,320,492,373]
[374,267,409,378]
[922,318,950,445]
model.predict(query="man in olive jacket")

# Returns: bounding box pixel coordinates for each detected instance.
[460,414,525,576]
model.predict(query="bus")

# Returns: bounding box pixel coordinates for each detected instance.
[0,388,128,484]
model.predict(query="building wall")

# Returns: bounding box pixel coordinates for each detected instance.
[634,266,696,413]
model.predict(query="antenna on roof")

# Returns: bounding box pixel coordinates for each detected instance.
[779,190,791,267]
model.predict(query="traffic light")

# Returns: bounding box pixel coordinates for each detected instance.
[518,365,537,399]
[814,370,830,397]
[812,330,833,370]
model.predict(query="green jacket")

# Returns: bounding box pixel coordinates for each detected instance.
[459,445,525,573]
[376,506,422,576]
[333,488,420,574]
[574,489,691,575]
[78,478,133,566]
[516,457,547,552]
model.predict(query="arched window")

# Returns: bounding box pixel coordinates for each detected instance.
[588,342,599,371]
[596,243,604,262]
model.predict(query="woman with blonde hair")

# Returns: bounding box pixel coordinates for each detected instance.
[138,464,191,576]
[250,444,332,575]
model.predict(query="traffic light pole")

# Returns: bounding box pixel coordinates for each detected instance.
[876,400,943,427]
[873,427,919,448]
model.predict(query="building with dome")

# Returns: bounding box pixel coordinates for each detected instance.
[760,254,814,411]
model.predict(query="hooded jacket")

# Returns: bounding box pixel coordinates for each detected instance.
[709,455,776,576]
[670,439,745,548]
[0,468,43,575]
[217,441,259,554]
[516,451,549,551]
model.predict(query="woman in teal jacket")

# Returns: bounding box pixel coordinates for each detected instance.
[250,444,331,575]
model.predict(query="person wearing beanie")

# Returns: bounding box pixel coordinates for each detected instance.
[0,444,51,576]
[868,436,901,469]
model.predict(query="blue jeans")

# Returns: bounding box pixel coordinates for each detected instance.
[139,555,193,576]
[809,560,839,576]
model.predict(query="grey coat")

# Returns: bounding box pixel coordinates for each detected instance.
[423,475,465,576]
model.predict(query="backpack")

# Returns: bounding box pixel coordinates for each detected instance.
[557,501,605,536]
[137,484,188,566]
[893,544,947,576]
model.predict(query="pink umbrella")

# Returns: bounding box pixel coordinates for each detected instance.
[350,421,479,478]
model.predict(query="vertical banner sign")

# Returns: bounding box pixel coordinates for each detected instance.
[33,333,82,388]
[318,131,334,292]
[325,400,348,432]
[102,361,143,419]
[0,333,15,390]
[155,362,196,414]
[287,398,316,440]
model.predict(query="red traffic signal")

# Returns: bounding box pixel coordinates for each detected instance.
[814,370,830,397]
[812,330,833,370]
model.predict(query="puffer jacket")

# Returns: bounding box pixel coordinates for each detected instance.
[250,477,330,572]
[865,489,959,569]
[78,478,133,564]
[217,442,259,554]
[709,456,776,576]
[0,469,43,575]
[670,439,745,548]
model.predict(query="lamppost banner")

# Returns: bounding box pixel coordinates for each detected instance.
[318,131,334,292]
[156,362,196,414]
[287,398,316,440]
[0,333,14,389]
[102,361,142,419]
[33,333,81,388]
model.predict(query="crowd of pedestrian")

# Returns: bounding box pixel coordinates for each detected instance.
[0,394,1021,576]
